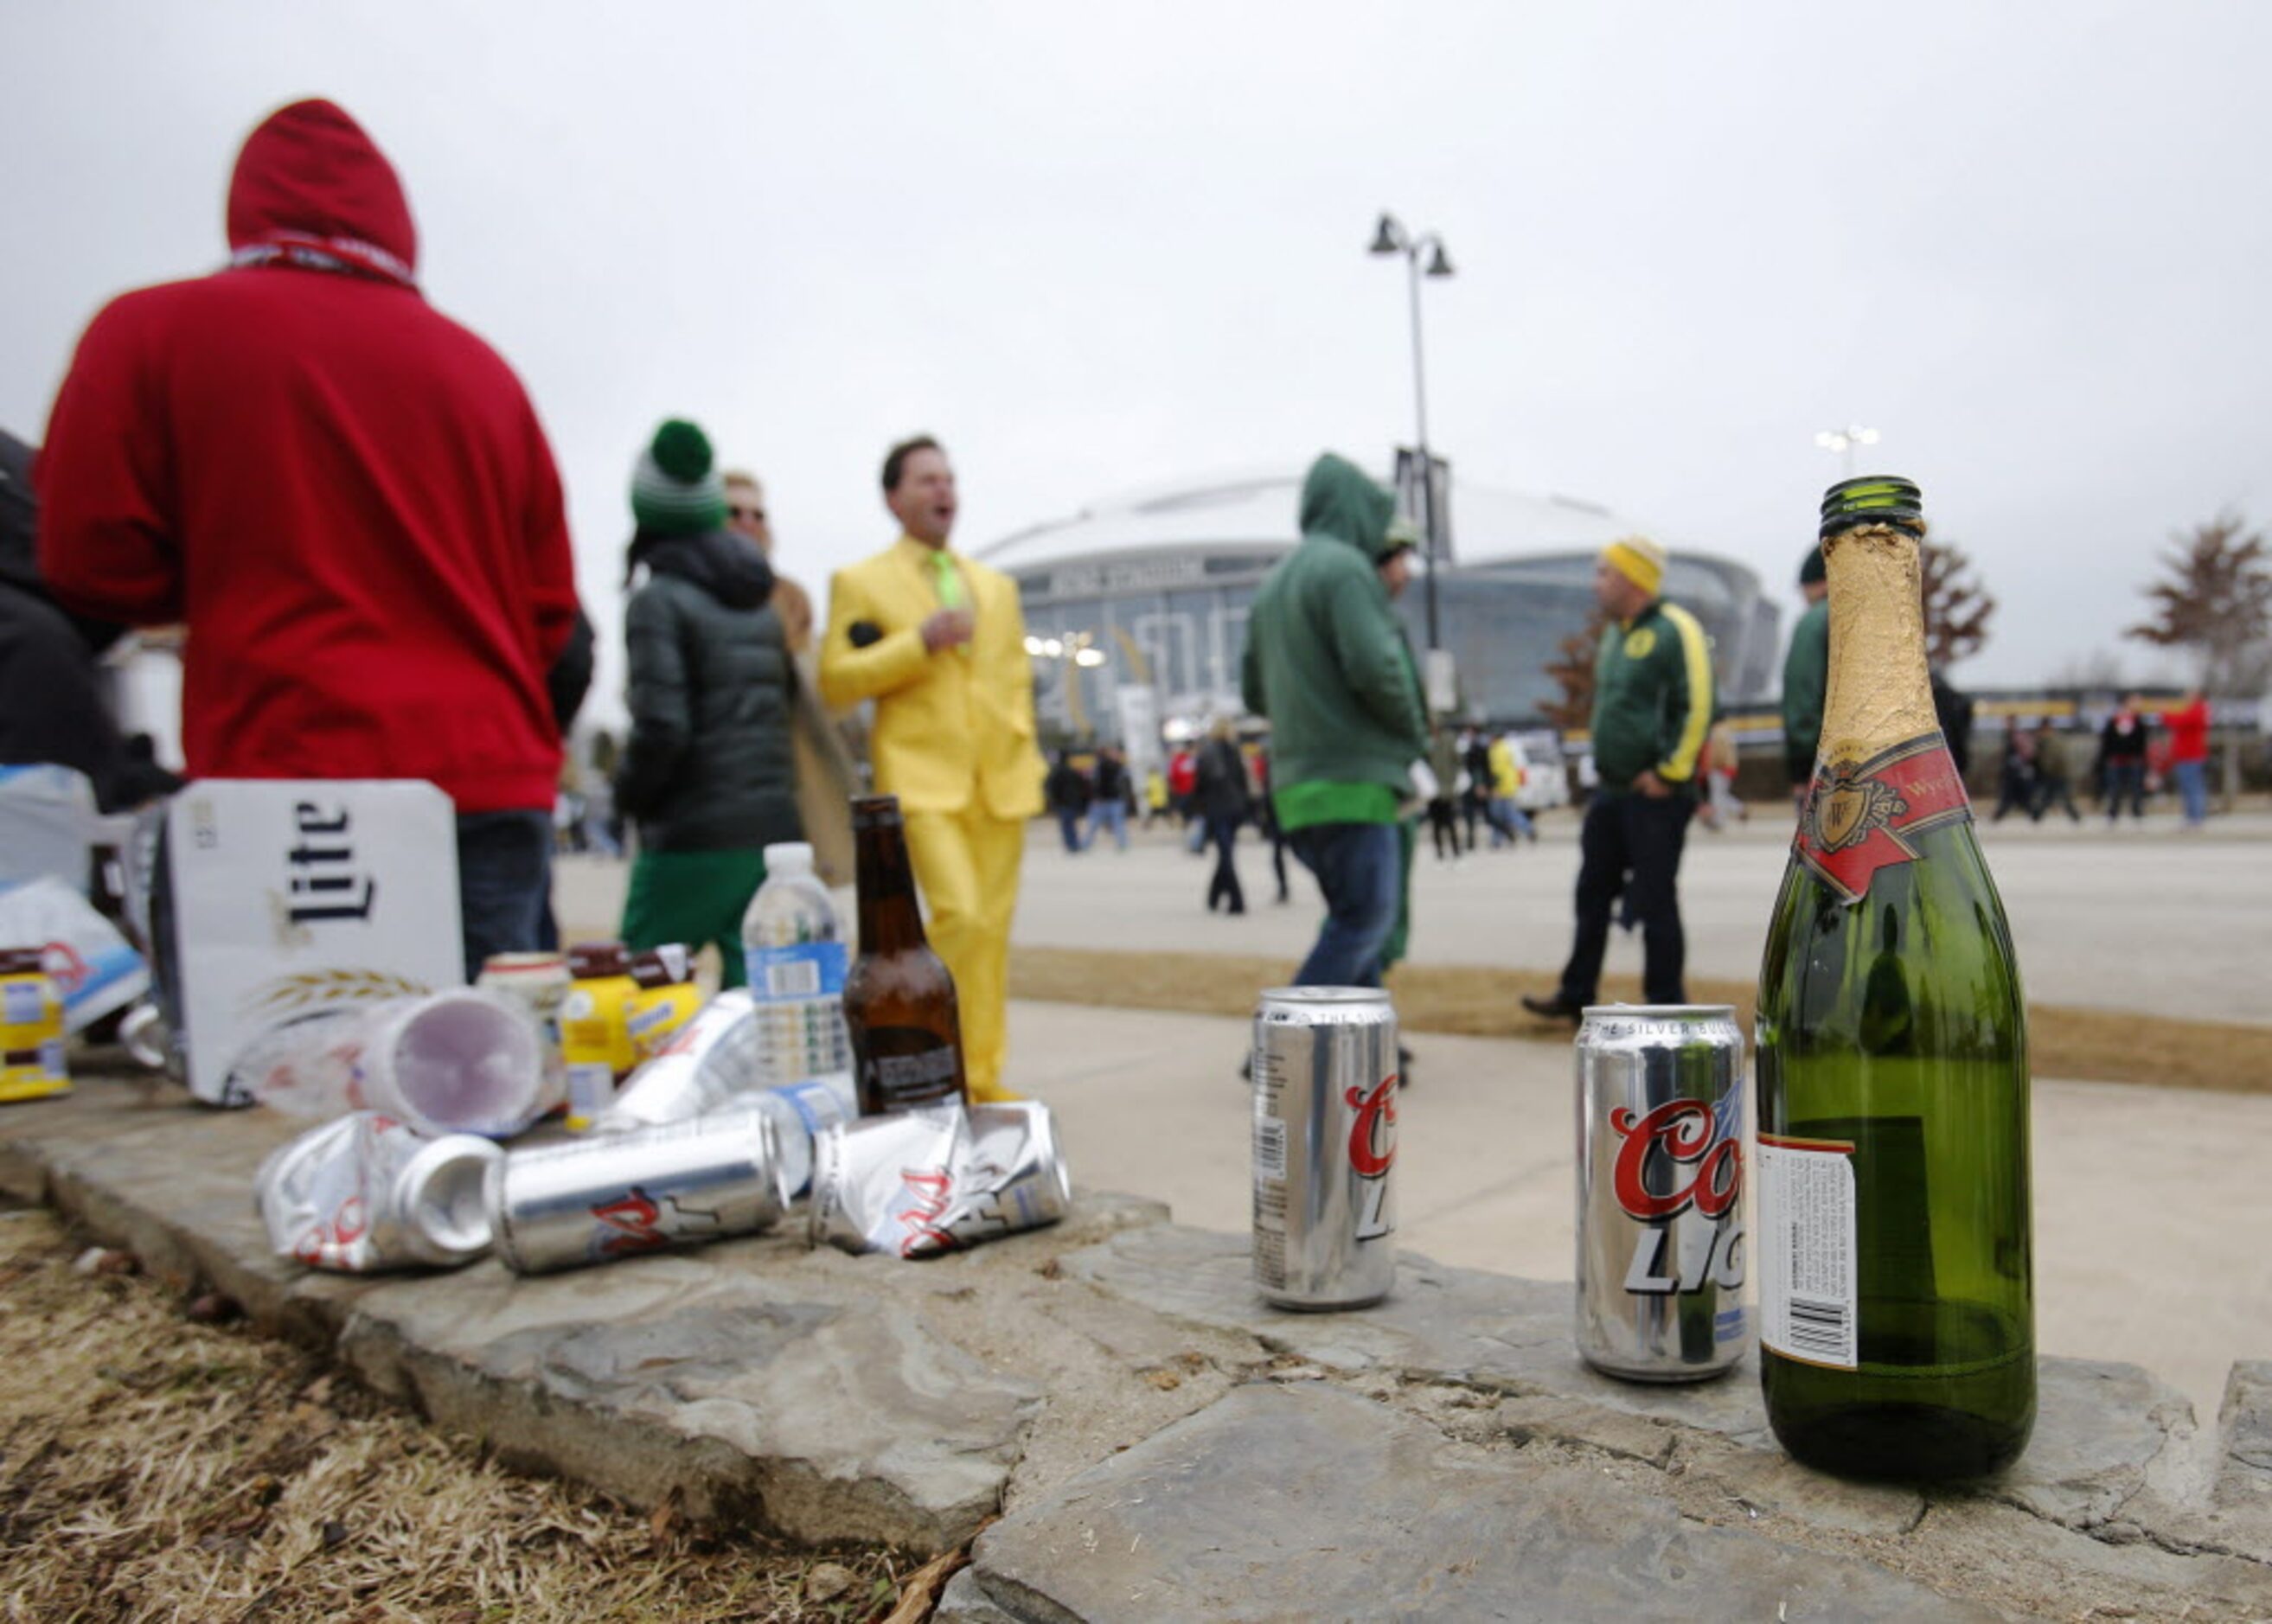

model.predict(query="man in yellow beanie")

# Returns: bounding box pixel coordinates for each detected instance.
[1522,536,1714,1020]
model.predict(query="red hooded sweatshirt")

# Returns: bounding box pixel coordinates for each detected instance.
[36,99,578,813]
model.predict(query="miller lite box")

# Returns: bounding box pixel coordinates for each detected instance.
[154,782,464,1107]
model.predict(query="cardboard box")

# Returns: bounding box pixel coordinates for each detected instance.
[158,782,464,1106]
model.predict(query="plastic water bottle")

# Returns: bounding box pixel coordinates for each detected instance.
[741,842,853,1088]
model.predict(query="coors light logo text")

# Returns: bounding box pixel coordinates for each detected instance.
[1610,1097,1744,1295]
[1345,1072,1398,1241]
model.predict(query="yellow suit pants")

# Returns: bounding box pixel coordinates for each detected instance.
[902,806,1026,1103]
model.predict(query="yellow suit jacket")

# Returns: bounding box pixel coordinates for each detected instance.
[819,536,1046,820]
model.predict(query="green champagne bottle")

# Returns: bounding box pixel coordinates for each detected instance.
[1754,476,2035,1480]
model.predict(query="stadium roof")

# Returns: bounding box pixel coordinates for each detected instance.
[976,465,1674,574]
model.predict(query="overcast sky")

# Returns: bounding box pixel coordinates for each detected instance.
[8,2,2268,723]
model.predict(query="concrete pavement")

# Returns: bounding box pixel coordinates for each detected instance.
[565,805,2272,1025]
[1006,806,2272,1025]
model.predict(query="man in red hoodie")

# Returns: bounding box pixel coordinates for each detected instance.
[36,99,580,976]
[2164,687,2212,828]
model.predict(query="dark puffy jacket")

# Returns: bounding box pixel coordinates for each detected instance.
[0,429,178,811]
[613,529,800,852]
[1194,738,1251,822]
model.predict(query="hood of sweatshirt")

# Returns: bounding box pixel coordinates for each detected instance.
[1298,452,1397,562]
[226,99,418,281]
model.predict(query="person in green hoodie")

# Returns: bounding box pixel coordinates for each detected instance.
[1521,535,1713,1020]
[1781,542,1829,805]
[1240,454,1429,988]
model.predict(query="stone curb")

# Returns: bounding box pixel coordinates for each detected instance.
[4,1079,2270,1619]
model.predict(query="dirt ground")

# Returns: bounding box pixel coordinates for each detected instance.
[0,1206,954,1624]
[1008,946,2272,1097]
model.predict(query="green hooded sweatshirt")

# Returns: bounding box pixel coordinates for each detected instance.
[1239,454,1429,830]
[1781,594,1828,785]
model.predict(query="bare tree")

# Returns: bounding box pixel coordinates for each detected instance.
[1921,539,1995,668]
[2126,514,2272,694]
[1540,612,1608,732]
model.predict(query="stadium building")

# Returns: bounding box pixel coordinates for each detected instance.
[977,466,1780,745]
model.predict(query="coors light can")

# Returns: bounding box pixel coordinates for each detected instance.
[1251,987,1398,1311]
[485,1108,788,1275]
[1575,1003,1749,1381]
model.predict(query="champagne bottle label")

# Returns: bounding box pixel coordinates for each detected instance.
[1757,1133,1859,1369]
[1794,732,1972,905]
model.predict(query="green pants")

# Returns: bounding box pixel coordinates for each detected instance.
[619,847,767,988]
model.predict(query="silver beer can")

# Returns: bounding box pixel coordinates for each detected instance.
[1251,987,1398,1311]
[254,1110,502,1273]
[486,1107,788,1275]
[808,1102,1071,1258]
[1574,1003,1750,1382]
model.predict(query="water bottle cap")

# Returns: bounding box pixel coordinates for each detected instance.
[763,841,816,871]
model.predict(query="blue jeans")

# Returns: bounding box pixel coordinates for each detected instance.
[457,809,554,980]
[2173,758,2209,825]
[1086,797,1129,852]
[2104,762,2146,820]
[1287,822,1400,988]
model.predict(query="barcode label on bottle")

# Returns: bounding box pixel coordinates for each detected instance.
[1757,1134,1859,1369]
[1253,1116,1287,1182]
[746,942,848,1001]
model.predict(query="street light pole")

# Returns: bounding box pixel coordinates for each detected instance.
[1814,424,1880,480]
[1371,211,1455,654]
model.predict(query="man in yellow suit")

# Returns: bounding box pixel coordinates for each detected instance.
[820,436,1045,1101]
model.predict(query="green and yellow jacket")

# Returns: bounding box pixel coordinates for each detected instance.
[1590,598,1713,795]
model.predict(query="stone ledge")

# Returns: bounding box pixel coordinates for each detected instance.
[4,1077,2270,1617]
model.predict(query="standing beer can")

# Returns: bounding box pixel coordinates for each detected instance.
[485,1108,789,1275]
[1574,1004,1749,1382]
[1250,987,1398,1311]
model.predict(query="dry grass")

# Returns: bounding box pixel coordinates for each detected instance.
[0,1207,925,1624]
[1009,947,2272,1097]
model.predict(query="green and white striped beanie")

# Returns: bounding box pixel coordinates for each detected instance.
[630,419,728,535]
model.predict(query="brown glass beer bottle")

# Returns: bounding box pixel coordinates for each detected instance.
[843,795,969,1115]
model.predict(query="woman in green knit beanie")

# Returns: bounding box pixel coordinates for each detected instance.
[611,419,802,987]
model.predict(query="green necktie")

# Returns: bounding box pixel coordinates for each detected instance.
[931,549,965,610]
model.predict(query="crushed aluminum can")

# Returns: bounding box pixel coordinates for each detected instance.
[254,1110,503,1272]
[486,1107,788,1276]
[118,1000,169,1071]
[593,990,761,1133]
[808,1102,1071,1259]
[756,1071,858,1199]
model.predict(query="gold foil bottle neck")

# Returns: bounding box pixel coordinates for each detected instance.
[1818,522,1940,764]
